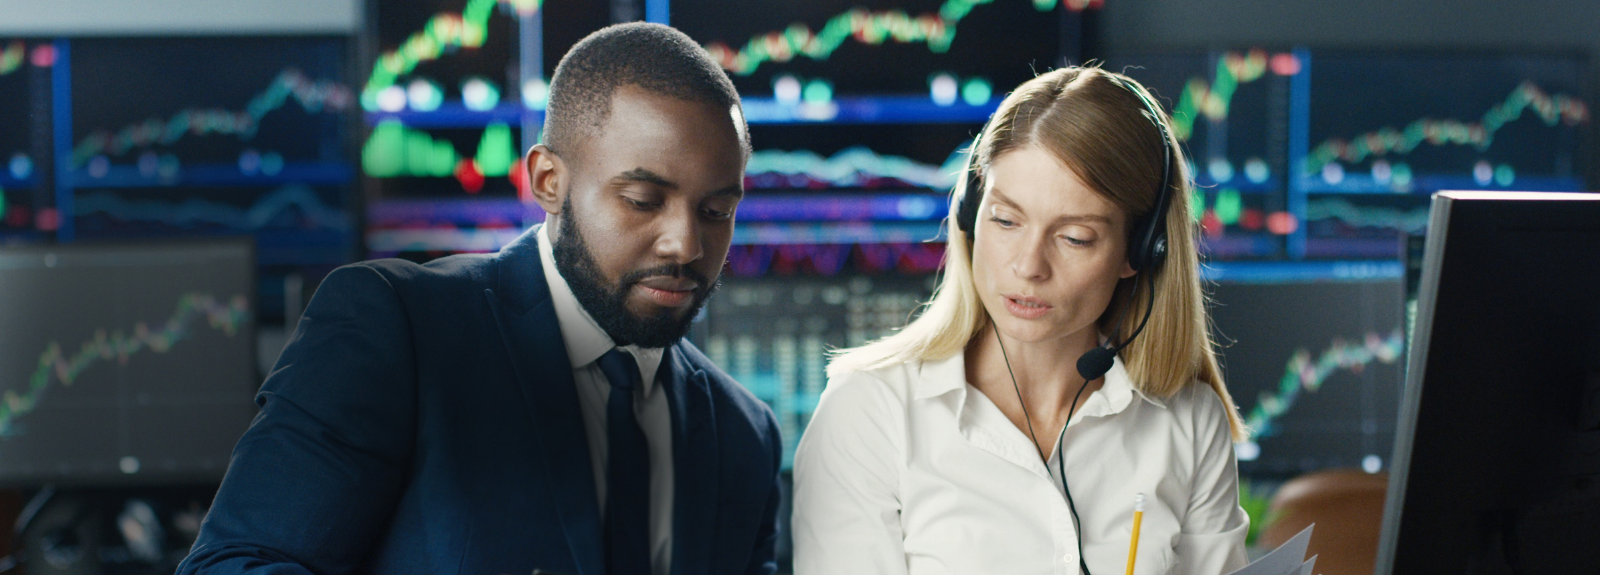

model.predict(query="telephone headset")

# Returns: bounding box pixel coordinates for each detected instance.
[954,72,1174,575]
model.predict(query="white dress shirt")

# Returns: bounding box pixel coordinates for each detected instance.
[537,225,674,575]
[793,352,1248,575]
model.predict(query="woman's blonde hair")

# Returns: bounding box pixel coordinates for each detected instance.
[828,66,1247,440]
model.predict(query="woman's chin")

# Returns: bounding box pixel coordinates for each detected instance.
[991,315,1102,350]
[991,318,1061,345]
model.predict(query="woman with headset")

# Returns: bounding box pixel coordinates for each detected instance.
[792,66,1250,575]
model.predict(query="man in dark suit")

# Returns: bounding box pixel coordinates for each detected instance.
[176,23,780,575]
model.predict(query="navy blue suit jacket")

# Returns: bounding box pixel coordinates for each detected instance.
[177,229,783,575]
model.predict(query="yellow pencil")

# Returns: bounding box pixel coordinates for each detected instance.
[1125,493,1146,575]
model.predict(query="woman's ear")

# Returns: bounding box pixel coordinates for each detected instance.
[1120,259,1138,279]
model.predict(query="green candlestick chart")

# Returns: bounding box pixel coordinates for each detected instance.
[1304,81,1589,175]
[703,0,1093,76]
[362,120,517,192]
[1,293,251,436]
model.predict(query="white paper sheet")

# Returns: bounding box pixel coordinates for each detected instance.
[1226,524,1315,575]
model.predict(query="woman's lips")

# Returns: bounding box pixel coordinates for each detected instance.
[1001,294,1052,320]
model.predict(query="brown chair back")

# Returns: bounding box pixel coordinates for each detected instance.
[1258,469,1389,575]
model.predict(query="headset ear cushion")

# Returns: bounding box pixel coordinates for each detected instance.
[1131,236,1167,272]
[956,186,978,234]
[955,164,983,234]
[1127,226,1162,272]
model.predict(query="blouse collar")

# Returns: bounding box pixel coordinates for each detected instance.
[914,349,1166,417]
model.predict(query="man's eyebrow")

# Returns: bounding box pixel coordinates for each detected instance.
[613,167,678,189]
[708,184,744,199]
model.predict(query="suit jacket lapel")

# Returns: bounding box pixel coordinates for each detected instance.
[485,227,605,575]
[664,345,719,575]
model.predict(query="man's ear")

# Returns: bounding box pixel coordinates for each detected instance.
[526,144,566,217]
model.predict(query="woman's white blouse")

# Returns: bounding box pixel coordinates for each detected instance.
[793,353,1249,575]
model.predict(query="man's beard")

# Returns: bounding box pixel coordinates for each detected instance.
[551,196,719,348]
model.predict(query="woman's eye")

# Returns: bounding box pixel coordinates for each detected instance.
[1061,235,1092,247]
[988,216,1015,228]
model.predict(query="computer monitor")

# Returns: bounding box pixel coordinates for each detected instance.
[1377,191,1600,574]
[0,239,258,486]
[1106,48,1296,260]
[1293,50,1590,259]
[64,36,358,321]
[1207,264,1407,477]
[673,0,1083,101]
[0,37,52,241]
[693,241,941,572]
[695,246,941,468]
[361,0,609,260]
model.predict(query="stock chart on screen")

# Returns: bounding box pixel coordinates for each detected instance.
[60,36,358,319]
[677,0,1091,124]
[362,0,542,197]
[1110,48,1298,260]
[672,0,1083,468]
[1209,273,1406,477]
[0,38,55,239]
[746,124,970,192]
[740,122,969,241]
[1290,50,1590,258]
[66,37,354,194]
[697,271,937,468]
[1113,48,1590,260]
[361,0,608,258]
[0,241,257,486]
[669,0,1092,260]
[363,0,1090,258]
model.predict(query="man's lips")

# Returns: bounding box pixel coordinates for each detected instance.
[634,276,698,307]
[636,276,698,291]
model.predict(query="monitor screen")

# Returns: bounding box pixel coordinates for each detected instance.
[1107,48,1297,260]
[1293,50,1590,258]
[673,0,1083,100]
[0,38,54,240]
[746,123,973,193]
[0,0,359,35]
[1378,191,1600,574]
[1210,274,1407,478]
[0,239,258,486]
[62,36,358,320]
[695,245,943,468]
[691,242,942,575]
[361,0,608,258]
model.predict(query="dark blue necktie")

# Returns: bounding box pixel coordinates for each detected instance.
[597,349,652,575]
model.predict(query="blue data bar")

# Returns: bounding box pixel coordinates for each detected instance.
[1202,260,1404,283]
[732,222,945,245]
[743,96,999,125]
[367,198,543,227]
[1294,174,1586,194]
[365,97,995,127]
[0,175,38,189]
[65,163,354,188]
[366,103,538,129]
[736,193,948,222]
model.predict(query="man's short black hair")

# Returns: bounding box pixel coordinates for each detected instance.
[543,22,749,160]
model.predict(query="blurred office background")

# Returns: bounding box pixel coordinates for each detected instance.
[0,0,1593,573]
